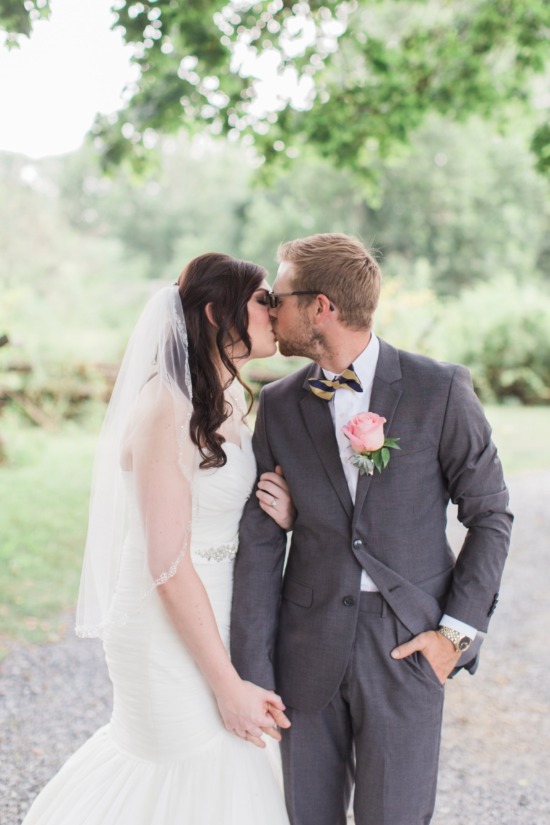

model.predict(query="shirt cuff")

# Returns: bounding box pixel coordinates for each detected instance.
[439,614,477,639]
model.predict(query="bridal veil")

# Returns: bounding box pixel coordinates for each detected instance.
[76,286,195,638]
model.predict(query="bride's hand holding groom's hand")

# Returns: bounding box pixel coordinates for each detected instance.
[257,465,296,531]
[216,677,290,749]
[262,702,292,739]
[247,704,292,749]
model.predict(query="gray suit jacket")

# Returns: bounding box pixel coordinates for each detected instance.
[231,340,513,710]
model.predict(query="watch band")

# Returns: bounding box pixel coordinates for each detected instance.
[437,625,472,653]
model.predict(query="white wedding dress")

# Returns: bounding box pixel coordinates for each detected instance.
[22,427,290,825]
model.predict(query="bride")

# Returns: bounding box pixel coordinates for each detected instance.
[22,253,294,824]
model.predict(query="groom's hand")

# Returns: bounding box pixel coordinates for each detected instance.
[243,703,291,748]
[391,630,461,685]
[265,702,291,732]
[259,703,292,743]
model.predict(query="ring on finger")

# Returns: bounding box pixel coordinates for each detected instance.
[270,498,277,507]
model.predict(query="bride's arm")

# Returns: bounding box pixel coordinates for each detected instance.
[156,554,287,743]
[131,388,288,744]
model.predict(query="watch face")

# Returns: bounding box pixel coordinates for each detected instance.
[458,637,472,651]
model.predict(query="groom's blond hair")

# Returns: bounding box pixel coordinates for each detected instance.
[277,233,381,330]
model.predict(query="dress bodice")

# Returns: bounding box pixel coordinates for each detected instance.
[121,424,256,572]
[190,425,256,563]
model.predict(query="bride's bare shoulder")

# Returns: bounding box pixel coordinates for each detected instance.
[129,376,189,435]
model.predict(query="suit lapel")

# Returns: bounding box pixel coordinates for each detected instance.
[299,365,354,520]
[352,340,403,526]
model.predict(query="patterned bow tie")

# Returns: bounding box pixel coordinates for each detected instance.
[308,365,363,400]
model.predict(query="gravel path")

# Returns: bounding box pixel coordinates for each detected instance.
[1,471,549,824]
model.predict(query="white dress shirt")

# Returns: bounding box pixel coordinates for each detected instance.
[324,334,477,638]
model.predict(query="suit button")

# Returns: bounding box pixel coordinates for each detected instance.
[342,596,355,607]
[353,539,363,549]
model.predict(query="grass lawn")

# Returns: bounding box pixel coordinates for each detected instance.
[0,404,548,650]
[0,417,97,651]
[485,405,550,474]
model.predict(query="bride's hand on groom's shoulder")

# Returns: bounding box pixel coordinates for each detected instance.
[257,465,296,531]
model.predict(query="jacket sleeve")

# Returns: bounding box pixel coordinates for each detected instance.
[230,388,287,689]
[439,365,513,632]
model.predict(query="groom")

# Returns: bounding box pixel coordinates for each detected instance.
[231,233,513,825]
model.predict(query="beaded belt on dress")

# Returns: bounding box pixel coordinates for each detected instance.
[194,536,239,562]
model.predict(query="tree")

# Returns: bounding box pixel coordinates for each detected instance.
[56,136,254,277]
[2,1,549,176]
[0,0,49,41]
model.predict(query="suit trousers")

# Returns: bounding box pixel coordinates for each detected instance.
[279,592,445,825]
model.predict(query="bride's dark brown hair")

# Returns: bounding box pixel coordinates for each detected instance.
[178,253,266,469]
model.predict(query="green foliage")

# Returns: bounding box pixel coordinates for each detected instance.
[123,0,550,177]
[0,414,96,646]
[0,153,152,368]
[237,116,550,295]
[532,122,550,176]
[429,275,550,404]
[238,152,369,271]
[0,0,50,42]
[57,137,253,278]
[1,114,550,408]
[483,404,550,471]
[4,1,548,175]
[364,116,550,294]
[377,270,550,405]
[64,1,550,177]
[49,116,550,297]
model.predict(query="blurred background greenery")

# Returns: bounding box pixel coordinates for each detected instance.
[1,0,549,649]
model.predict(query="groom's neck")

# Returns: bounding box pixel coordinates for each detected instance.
[315,330,372,375]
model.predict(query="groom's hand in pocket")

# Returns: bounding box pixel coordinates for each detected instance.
[391,630,461,684]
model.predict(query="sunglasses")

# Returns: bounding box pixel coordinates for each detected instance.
[266,290,331,309]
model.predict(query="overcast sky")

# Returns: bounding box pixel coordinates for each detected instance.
[0,0,133,158]
[0,0,325,160]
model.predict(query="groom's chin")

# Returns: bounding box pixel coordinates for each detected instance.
[276,340,296,357]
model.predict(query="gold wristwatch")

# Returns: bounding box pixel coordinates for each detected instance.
[437,625,472,653]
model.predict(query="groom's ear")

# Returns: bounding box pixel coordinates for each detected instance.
[314,293,335,320]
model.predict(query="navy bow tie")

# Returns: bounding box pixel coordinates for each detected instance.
[308,365,363,400]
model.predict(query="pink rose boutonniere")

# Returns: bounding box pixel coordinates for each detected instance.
[342,412,400,476]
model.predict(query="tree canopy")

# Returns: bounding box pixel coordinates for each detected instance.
[3,116,550,402]
[2,1,549,174]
